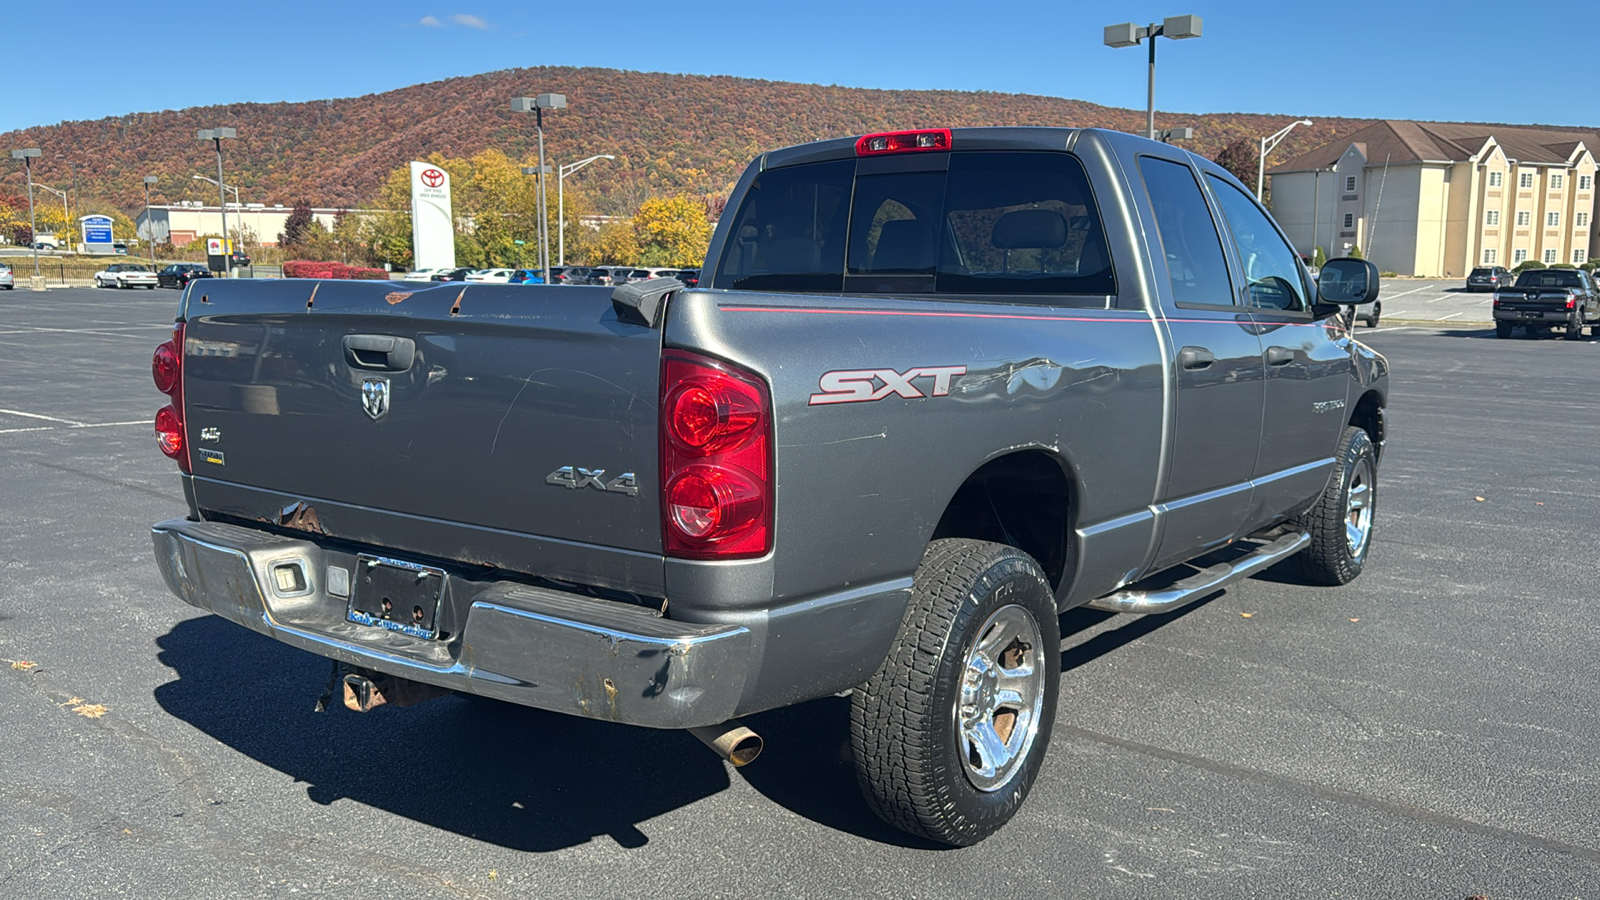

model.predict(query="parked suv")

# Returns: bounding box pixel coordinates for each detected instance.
[1467,266,1512,292]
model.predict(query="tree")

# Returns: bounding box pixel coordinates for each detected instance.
[1312,246,1327,268]
[633,195,713,267]
[279,202,314,249]
[589,221,640,264]
[1347,244,1363,260]
[1212,139,1259,188]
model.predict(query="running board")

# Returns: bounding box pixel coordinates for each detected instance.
[1087,530,1311,615]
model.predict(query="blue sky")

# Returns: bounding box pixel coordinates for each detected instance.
[3,0,1592,134]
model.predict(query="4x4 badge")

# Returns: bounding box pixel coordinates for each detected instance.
[361,377,390,420]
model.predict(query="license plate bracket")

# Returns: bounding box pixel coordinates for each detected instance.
[348,555,446,639]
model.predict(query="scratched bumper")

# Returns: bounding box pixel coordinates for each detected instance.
[151,518,752,728]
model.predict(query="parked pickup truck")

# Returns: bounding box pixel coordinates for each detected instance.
[149,127,1385,845]
[1493,267,1599,339]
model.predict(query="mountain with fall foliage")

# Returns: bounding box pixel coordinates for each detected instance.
[1,65,1594,218]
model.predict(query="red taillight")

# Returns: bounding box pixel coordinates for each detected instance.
[152,323,189,474]
[661,350,771,559]
[855,128,953,157]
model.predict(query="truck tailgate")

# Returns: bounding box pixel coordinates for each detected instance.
[180,280,664,592]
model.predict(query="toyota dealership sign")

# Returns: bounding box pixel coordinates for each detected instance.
[410,161,455,270]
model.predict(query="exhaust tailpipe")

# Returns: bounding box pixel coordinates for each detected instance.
[688,719,763,767]
[341,670,450,713]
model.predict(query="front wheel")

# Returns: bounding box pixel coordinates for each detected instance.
[1292,426,1378,585]
[851,539,1060,846]
[1361,302,1381,327]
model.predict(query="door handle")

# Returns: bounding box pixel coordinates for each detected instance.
[1265,346,1295,367]
[1177,346,1215,370]
[343,334,416,371]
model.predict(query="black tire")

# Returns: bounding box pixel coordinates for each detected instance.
[1495,321,1513,339]
[1362,302,1381,327]
[1566,311,1585,341]
[851,538,1060,846]
[1292,426,1377,586]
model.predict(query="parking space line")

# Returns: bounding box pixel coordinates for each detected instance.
[0,420,148,435]
[1385,285,1432,299]
[1437,312,1463,321]
[0,426,55,435]
[0,408,86,426]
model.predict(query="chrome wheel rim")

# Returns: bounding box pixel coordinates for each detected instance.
[953,604,1046,793]
[1345,457,1375,557]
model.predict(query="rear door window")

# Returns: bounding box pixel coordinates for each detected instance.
[1137,157,1235,307]
[714,151,1113,300]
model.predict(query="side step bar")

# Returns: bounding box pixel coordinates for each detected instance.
[1088,530,1311,615]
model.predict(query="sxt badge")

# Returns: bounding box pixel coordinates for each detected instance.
[809,366,967,406]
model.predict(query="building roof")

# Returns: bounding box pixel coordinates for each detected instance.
[1269,120,1600,174]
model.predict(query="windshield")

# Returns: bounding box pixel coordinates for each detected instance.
[714,151,1113,299]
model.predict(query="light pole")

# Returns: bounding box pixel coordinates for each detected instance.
[1104,16,1202,140]
[520,165,552,275]
[557,154,614,266]
[9,149,41,278]
[512,93,567,285]
[191,174,239,205]
[197,128,237,276]
[1257,119,1313,201]
[143,176,159,266]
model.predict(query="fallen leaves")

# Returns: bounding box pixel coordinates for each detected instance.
[9,660,38,671]
[1474,496,1486,502]
[1239,612,1254,618]
[1349,618,1360,623]
[72,704,108,719]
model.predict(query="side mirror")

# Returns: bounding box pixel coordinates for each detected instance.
[1317,258,1380,305]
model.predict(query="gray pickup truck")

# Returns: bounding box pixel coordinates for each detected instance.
[149,127,1385,845]
[1492,267,1598,339]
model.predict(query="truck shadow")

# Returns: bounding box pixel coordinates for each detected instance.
[155,588,1237,852]
[154,616,734,852]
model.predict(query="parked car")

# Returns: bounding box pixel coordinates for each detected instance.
[584,266,628,286]
[508,269,544,284]
[157,263,213,289]
[465,268,516,284]
[1467,266,1513,292]
[676,269,701,288]
[0,263,13,290]
[553,266,590,284]
[113,242,130,255]
[150,126,1387,848]
[403,268,445,281]
[430,268,475,282]
[94,263,158,289]
[1493,267,1598,339]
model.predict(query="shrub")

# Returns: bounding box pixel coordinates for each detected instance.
[1511,260,1546,273]
[1312,246,1327,268]
[1550,263,1576,269]
[1379,271,1400,278]
[1347,245,1363,260]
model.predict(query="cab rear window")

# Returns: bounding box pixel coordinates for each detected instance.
[714,151,1114,299]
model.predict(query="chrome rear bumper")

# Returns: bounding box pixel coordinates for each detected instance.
[151,518,753,728]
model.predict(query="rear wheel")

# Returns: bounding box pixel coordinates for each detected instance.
[1495,321,1513,339]
[851,539,1060,846]
[1566,311,1586,340]
[1361,302,1381,327]
[1293,426,1377,585]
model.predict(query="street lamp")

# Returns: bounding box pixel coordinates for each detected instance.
[143,176,159,266]
[9,148,41,279]
[35,185,70,246]
[1103,15,1203,141]
[1258,119,1313,201]
[191,174,239,205]
[197,127,237,276]
[557,154,614,266]
[511,93,567,285]
[521,164,553,276]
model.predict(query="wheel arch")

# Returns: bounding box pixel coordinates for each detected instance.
[1349,390,1385,461]
[928,447,1077,593]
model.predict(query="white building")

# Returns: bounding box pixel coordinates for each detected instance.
[135,203,381,248]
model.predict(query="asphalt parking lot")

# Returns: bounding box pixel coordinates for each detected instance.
[1369,278,1494,324]
[2,288,1598,899]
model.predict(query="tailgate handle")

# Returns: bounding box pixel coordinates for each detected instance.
[343,334,415,371]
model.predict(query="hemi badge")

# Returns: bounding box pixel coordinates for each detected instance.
[198,448,226,465]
